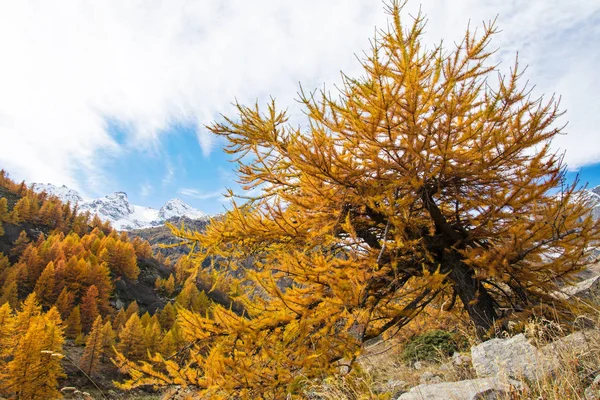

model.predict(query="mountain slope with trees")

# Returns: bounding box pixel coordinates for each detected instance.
[0,170,222,397]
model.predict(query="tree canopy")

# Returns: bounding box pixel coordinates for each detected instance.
[116,2,600,398]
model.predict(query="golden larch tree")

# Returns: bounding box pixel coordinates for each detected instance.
[140,311,152,327]
[125,300,140,320]
[159,302,177,330]
[13,293,42,337]
[143,321,162,357]
[0,197,7,236]
[0,302,14,376]
[164,274,175,296]
[113,307,128,331]
[117,313,146,361]
[81,284,100,332]
[55,287,74,319]
[80,315,105,376]
[100,320,116,362]
[10,230,30,258]
[66,305,82,339]
[4,301,65,399]
[33,261,56,307]
[99,237,139,280]
[0,197,8,221]
[159,329,177,357]
[0,270,19,309]
[115,2,600,398]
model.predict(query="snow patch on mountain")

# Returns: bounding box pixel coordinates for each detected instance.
[32,183,209,230]
[80,192,135,222]
[31,183,85,205]
[588,186,600,221]
[159,198,206,221]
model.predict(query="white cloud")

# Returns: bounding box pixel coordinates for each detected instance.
[402,0,600,170]
[162,161,175,186]
[0,0,598,194]
[139,182,153,197]
[178,188,223,200]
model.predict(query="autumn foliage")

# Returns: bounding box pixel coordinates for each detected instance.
[0,294,66,399]
[114,2,600,398]
[81,316,105,377]
[0,169,196,396]
[1,1,599,398]
[0,170,147,327]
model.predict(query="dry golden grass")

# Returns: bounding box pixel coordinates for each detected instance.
[303,306,600,400]
[509,316,600,400]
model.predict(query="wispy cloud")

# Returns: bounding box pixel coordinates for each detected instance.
[139,182,153,197]
[0,0,598,193]
[162,162,175,186]
[178,188,224,200]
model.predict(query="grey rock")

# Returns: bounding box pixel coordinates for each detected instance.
[471,334,545,381]
[115,298,125,310]
[385,380,409,398]
[559,275,600,303]
[585,385,600,400]
[413,361,424,370]
[452,352,472,366]
[420,371,444,384]
[541,329,600,358]
[397,377,525,400]
[585,375,600,399]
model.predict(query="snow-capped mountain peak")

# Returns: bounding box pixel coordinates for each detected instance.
[159,198,206,221]
[32,183,209,231]
[80,191,135,222]
[587,186,600,221]
[31,183,84,205]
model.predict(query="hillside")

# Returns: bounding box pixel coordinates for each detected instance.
[0,170,227,397]
[127,216,213,259]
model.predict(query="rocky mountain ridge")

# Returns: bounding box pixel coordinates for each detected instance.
[588,185,600,220]
[32,182,210,230]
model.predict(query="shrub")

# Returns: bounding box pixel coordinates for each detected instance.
[401,330,459,363]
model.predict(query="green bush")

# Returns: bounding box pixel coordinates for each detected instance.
[401,330,459,363]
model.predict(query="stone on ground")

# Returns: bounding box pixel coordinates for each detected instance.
[470,334,546,381]
[397,377,525,400]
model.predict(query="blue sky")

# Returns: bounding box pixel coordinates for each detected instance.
[567,164,600,192]
[0,1,599,215]
[99,121,238,214]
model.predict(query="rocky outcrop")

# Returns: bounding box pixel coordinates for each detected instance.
[393,329,599,399]
[559,275,600,303]
[397,377,525,400]
[470,334,546,381]
[540,329,600,361]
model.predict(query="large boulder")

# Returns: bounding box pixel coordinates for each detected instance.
[541,329,600,357]
[559,275,600,303]
[397,377,525,400]
[470,334,547,381]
